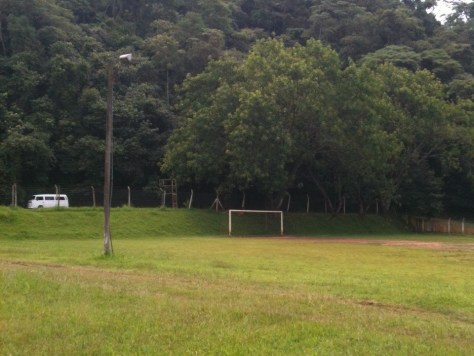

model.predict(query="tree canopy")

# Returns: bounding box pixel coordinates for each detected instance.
[163,38,473,214]
[0,0,473,214]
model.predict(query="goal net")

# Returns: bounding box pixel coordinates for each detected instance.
[228,210,284,237]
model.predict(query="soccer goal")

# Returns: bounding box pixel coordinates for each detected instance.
[228,210,284,237]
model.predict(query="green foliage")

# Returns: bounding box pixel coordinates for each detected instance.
[165,39,472,214]
[0,0,472,216]
[420,48,464,82]
[0,122,53,184]
[361,45,421,70]
[165,39,342,198]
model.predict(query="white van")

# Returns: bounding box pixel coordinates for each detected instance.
[27,194,69,209]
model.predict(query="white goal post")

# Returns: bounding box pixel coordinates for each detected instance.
[228,210,284,237]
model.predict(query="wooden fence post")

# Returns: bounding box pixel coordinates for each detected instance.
[11,183,17,207]
[210,191,223,212]
[127,186,131,207]
[160,188,165,207]
[55,185,60,208]
[91,186,96,208]
[188,189,193,209]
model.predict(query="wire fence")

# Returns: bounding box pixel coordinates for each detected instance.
[4,185,473,235]
[2,185,160,208]
[407,216,474,235]
[2,184,370,213]
[3,184,474,235]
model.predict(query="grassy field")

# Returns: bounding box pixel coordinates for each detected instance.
[1,207,473,354]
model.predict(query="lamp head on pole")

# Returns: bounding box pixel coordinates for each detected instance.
[119,53,132,62]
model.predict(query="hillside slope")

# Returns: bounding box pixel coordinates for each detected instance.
[0,207,407,239]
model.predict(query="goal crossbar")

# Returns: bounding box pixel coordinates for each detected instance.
[228,209,284,237]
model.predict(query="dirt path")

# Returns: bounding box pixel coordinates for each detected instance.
[258,236,474,251]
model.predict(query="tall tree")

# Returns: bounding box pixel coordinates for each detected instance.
[164,39,341,205]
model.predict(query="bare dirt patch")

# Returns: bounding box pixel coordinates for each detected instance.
[262,236,474,251]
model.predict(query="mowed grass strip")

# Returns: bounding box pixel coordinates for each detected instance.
[0,206,411,239]
[1,237,473,355]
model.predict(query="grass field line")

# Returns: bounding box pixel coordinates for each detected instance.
[2,256,473,329]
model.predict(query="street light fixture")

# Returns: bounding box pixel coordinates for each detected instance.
[103,53,132,256]
[119,53,132,61]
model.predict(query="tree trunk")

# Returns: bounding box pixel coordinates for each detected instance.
[307,167,336,213]
[166,69,170,107]
[0,14,7,56]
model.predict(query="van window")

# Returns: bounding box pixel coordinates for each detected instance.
[36,197,44,201]
[59,197,66,200]
[45,197,54,200]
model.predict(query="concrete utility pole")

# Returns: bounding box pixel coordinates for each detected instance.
[103,53,132,256]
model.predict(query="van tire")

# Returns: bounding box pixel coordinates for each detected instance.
[38,205,43,208]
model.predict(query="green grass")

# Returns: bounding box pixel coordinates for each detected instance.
[0,206,409,240]
[0,207,227,239]
[1,207,474,354]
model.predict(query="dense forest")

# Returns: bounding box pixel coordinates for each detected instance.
[0,0,473,215]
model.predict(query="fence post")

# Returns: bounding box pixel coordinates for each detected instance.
[188,189,193,209]
[210,191,223,212]
[127,186,131,207]
[55,185,60,208]
[11,183,17,207]
[306,194,310,213]
[448,218,451,234]
[160,188,165,207]
[462,218,465,235]
[91,186,96,208]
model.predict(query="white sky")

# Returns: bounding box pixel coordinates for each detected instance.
[431,0,473,21]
